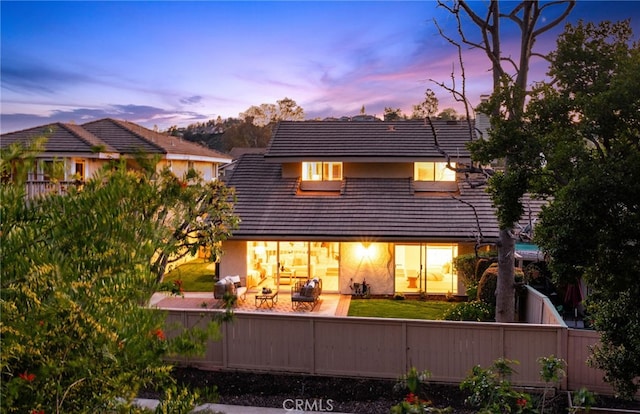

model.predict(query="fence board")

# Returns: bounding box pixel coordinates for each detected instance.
[159,291,629,396]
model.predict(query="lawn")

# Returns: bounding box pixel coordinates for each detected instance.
[347,298,453,320]
[161,259,216,292]
[161,260,453,320]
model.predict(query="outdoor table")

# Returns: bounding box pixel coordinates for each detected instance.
[255,290,278,309]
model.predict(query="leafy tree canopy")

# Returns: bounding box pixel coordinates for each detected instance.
[529,20,640,398]
[239,97,305,127]
[0,144,237,411]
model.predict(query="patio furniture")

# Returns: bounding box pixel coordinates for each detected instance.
[291,278,322,310]
[214,275,247,302]
[350,279,369,296]
[255,288,279,309]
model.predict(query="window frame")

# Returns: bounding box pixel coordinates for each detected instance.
[414,162,456,182]
[302,161,343,181]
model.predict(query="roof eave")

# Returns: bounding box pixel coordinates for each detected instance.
[264,156,472,163]
[165,154,232,163]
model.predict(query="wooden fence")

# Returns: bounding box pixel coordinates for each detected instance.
[161,287,619,395]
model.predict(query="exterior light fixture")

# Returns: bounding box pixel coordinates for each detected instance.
[357,242,375,259]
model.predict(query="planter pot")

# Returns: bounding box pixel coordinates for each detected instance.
[568,392,640,414]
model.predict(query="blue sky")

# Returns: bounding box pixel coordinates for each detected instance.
[1,1,639,133]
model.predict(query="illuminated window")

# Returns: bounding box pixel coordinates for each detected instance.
[302,162,343,181]
[414,162,456,182]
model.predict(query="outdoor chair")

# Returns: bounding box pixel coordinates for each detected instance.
[214,275,247,303]
[291,278,322,311]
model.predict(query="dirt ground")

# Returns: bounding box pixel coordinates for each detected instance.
[140,367,572,413]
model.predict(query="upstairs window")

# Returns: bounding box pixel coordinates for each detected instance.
[414,162,456,182]
[302,162,343,181]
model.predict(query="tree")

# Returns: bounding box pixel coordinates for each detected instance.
[149,164,240,280]
[437,108,460,120]
[437,0,575,322]
[384,107,405,121]
[0,142,237,411]
[528,20,640,398]
[411,88,439,119]
[240,97,305,127]
[276,97,305,122]
[220,117,272,151]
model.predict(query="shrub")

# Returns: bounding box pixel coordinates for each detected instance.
[477,263,524,307]
[475,258,497,281]
[442,300,494,322]
[460,358,534,413]
[391,367,452,413]
[453,253,497,299]
[453,253,496,287]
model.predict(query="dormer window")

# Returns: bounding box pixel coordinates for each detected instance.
[414,162,456,182]
[302,162,343,181]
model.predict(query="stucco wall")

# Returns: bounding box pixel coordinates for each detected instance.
[281,161,414,179]
[345,162,412,178]
[219,240,248,283]
[158,159,217,181]
[339,242,393,295]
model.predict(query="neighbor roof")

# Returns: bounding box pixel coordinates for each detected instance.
[1,118,231,163]
[81,119,231,162]
[265,120,476,161]
[0,122,118,156]
[224,153,544,242]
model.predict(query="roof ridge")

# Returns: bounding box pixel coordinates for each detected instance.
[1,122,62,136]
[108,118,167,153]
[60,122,117,153]
[265,122,280,153]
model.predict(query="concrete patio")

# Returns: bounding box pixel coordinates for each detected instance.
[149,290,350,316]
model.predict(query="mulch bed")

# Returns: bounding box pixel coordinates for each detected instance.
[140,367,576,413]
[141,367,640,413]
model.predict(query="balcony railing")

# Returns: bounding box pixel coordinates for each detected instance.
[23,181,82,198]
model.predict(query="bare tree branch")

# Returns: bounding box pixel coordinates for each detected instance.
[534,1,576,37]
[452,195,485,243]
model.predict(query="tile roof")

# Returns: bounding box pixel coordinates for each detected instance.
[0,122,118,154]
[81,119,231,161]
[1,118,231,162]
[224,154,545,242]
[265,120,476,161]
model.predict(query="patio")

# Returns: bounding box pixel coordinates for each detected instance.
[149,290,350,316]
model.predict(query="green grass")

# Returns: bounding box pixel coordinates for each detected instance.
[162,260,453,320]
[347,298,453,320]
[161,259,216,292]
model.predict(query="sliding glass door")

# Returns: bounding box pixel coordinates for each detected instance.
[395,243,458,294]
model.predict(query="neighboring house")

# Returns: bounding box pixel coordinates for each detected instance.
[1,118,232,197]
[220,119,543,296]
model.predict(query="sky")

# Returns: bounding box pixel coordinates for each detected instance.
[1,1,639,134]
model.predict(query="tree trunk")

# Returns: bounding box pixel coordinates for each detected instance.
[495,228,516,322]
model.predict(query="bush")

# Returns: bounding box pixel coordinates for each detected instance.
[442,300,494,322]
[475,258,497,281]
[453,253,497,298]
[477,263,524,307]
[460,358,534,413]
